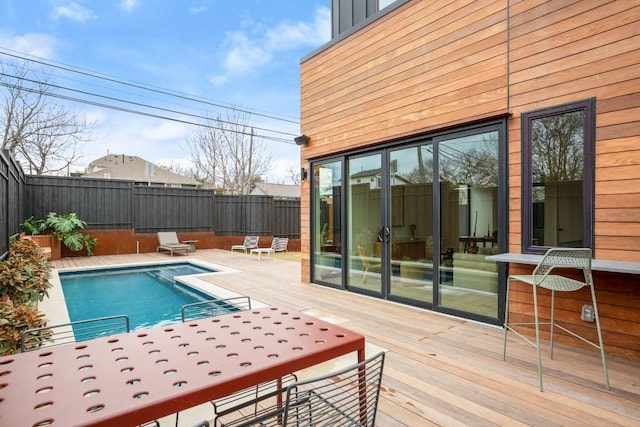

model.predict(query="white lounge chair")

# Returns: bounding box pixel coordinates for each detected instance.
[231,236,260,253]
[250,237,288,260]
[156,232,190,256]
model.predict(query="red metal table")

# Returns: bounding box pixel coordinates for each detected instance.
[0,306,365,427]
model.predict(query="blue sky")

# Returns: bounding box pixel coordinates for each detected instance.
[0,0,331,183]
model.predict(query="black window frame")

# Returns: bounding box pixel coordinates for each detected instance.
[521,98,596,254]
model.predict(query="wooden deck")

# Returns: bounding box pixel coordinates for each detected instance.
[52,250,640,427]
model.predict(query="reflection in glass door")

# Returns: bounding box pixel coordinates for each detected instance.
[312,161,343,286]
[437,130,499,318]
[388,145,433,304]
[310,122,504,323]
[348,154,383,293]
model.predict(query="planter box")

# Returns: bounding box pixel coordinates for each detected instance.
[22,235,61,260]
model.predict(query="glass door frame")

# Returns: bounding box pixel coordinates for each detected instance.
[309,118,508,325]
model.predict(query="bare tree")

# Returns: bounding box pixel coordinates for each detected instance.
[0,61,94,175]
[531,111,583,182]
[287,165,301,185]
[183,109,272,194]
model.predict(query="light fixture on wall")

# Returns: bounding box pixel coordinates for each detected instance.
[294,134,310,145]
[300,167,308,181]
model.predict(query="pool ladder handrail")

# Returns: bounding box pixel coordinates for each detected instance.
[180,296,252,322]
[20,314,130,352]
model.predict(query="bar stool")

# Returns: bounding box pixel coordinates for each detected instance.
[502,247,610,391]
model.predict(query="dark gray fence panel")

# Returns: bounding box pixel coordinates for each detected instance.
[274,198,301,238]
[134,186,215,233]
[212,195,273,236]
[25,176,134,230]
[14,173,300,238]
[1,150,25,258]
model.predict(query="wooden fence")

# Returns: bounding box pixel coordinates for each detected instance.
[23,175,300,237]
[1,167,299,259]
[1,150,25,258]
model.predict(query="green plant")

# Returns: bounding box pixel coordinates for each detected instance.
[0,239,52,305]
[21,216,46,235]
[21,212,97,256]
[0,296,51,355]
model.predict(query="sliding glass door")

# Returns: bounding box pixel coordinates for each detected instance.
[347,154,384,294]
[311,121,505,323]
[436,129,500,318]
[387,145,434,305]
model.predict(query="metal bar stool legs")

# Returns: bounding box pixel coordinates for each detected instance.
[503,248,610,391]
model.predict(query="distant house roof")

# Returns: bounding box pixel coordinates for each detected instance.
[83,154,199,187]
[250,182,300,198]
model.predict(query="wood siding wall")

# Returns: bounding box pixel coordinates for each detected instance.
[507,0,640,262]
[299,0,640,359]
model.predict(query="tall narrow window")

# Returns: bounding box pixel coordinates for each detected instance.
[522,99,595,253]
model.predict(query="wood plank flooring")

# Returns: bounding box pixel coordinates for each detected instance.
[52,250,640,427]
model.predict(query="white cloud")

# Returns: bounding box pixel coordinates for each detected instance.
[210,6,330,85]
[140,120,191,141]
[190,5,208,15]
[223,32,272,75]
[0,32,60,59]
[50,1,96,22]
[118,0,139,12]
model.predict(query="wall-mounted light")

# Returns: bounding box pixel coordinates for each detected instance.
[300,167,308,181]
[294,134,310,145]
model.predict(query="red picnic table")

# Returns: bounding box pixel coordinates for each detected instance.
[0,305,365,427]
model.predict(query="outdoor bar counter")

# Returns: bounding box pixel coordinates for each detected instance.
[486,252,640,274]
[0,306,365,427]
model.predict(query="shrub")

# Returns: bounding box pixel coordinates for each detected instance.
[21,212,97,256]
[0,297,51,355]
[0,239,52,305]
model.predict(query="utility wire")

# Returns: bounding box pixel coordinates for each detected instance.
[0,80,294,144]
[0,71,298,139]
[0,49,300,125]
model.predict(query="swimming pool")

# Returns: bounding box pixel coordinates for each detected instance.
[59,262,223,330]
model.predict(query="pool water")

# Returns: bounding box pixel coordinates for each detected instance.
[60,263,218,330]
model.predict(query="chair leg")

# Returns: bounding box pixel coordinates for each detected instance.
[532,284,544,391]
[549,289,556,359]
[590,284,611,390]
[360,262,369,283]
[502,278,511,360]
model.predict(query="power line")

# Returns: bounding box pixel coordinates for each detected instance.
[0,71,298,140]
[0,80,295,144]
[0,49,300,126]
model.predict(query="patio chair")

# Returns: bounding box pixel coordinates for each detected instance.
[357,245,381,283]
[502,247,610,391]
[179,297,297,427]
[157,231,191,256]
[250,237,289,260]
[220,351,386,427]
[231,236,260,253]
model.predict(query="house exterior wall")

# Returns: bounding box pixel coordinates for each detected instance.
[299,0,640,359]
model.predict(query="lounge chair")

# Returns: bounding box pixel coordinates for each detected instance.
[250,237,289,260]
[231,236,259,253]
[156,232,191,256]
